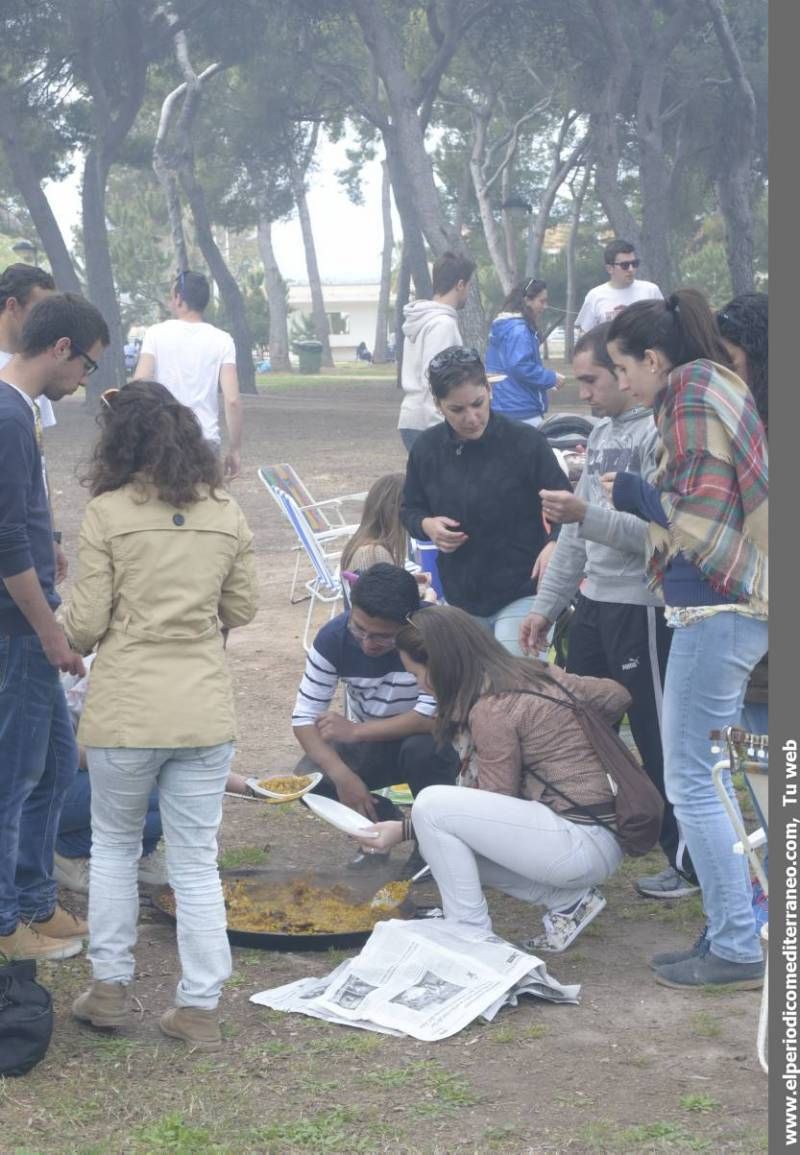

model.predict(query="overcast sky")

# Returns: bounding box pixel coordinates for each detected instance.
[45,134,392,285]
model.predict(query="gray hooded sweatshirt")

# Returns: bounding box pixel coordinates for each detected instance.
[531,405,662,622]
[399,299,463,431]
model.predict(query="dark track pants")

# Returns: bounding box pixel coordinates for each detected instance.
[565,594,695,880]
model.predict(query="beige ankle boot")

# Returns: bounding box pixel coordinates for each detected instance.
[159,1006,222,1051]
[72,981,130,1028]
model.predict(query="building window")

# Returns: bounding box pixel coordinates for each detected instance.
[327,312,350,335]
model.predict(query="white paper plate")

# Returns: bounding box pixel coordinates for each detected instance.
[245,772,323,801]
[301,792,378,837]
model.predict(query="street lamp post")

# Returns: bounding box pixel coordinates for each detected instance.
[12,238,39,266]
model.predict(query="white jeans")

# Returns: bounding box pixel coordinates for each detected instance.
[412,785,623,937]
[86,743,234,1008]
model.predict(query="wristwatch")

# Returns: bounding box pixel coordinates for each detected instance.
[52,530,63,544]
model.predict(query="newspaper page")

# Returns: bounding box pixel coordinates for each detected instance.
[251,918,580,1042]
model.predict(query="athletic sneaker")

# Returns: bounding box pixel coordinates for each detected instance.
[54,852,91,895]
[524,889,607,954]
[138,844,169,886]
[654,950,764,991]
[634,866,700,899]
[650,926,710,970]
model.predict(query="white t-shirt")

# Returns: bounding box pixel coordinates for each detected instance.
[575,280,663,334]
[0,349,56,427]
[139,319,237,443]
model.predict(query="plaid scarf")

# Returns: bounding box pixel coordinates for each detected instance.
[648,359,768,611]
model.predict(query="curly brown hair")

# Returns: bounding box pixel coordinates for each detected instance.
[84,380,222,506]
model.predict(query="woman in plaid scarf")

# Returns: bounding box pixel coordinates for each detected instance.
[604,289,768,992]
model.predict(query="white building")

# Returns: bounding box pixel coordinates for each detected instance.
[287,280,391,363]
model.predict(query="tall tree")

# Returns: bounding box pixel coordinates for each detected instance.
[373,158,393,362]
[288,125,334,367]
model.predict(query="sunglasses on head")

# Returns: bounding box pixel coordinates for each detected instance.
[100,388,120,409]
[613,259,640,270]
[428,346,482,374]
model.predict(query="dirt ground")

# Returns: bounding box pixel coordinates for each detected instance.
[2,380,768,1155]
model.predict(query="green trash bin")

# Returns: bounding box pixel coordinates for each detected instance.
[291,339,323,374]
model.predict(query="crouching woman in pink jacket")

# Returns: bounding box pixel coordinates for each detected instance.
[64,381,258,1051]
[357,605,629,953]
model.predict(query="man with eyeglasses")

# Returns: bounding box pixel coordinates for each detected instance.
[292,564,458,869]
[0,292,109,963]
[575,239,662,335]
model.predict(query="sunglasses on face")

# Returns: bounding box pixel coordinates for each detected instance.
[612,260,640,270]
[428,346,482,374]
[70,343,99,375]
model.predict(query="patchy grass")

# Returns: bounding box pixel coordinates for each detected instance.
[680,1093,721,1113]
[689,1011,723,1038]
[218,845,271,869]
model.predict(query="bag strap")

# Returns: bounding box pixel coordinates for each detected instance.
[481,685,621,839]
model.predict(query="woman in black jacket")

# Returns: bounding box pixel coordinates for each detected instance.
[400,347,570,654]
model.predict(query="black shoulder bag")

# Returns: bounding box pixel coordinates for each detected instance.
[0,956,54,1077]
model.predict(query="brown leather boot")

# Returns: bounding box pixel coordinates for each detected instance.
[159,1006,222,1051]
[33,904,88,939]
[72,981,130,1028]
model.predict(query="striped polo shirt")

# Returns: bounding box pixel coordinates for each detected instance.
[292,612,436,728]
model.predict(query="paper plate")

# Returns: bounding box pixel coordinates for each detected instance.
[301,792,378,837]
[245,772,323,802]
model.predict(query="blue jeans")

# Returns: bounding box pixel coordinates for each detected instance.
[662,613,768,964]
[56,769,162,859]
[87,743,234,1007]
[0,634,79,935]
[472,595,535,657]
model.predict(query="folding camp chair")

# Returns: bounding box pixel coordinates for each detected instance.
[278,490,347,652]
[710,726,769,1073]
[258,464,366,602]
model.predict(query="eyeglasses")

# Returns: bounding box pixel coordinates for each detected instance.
[612,260,640,270]
[100,387,120,409]
[70,343,99,375]
[347,617,398,646]
[428,346,482,374]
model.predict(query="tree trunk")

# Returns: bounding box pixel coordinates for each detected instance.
[383,136,432,299]
[469,107,515,294]
[565,167,592,361]
[289,163,334,368]
[394,247,412,388]
[81,148,126,398]
[705,0,757,294]
[153,81,190,272]
[527,118,586,280]
[373,159,393,362]
[178,163,256,393]
[256,216,291,371]
[500,164,520,287]
[0,89,81,293]
[349,0,485,340]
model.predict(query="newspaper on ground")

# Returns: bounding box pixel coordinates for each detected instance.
[250,918,580,1042]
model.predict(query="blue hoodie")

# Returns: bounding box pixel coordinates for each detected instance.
[485,313,557,421]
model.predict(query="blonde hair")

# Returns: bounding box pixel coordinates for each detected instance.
[341,473,407,573]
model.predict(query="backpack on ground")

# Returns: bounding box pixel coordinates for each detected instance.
[0,956,54,1077]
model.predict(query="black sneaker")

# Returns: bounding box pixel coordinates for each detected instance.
[654,948,764,990]
[634,866,700,899]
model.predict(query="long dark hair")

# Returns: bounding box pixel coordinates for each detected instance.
[84,380,222,506]
[395,605,552,741]
[498,278,547,319]
[606,288,731,371]
[717,292,768,431]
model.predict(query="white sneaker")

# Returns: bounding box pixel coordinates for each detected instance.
[53,853,90,895]
[524,889,607,954]
[138,844,168,886]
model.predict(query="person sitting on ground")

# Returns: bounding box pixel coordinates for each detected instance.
[292,564,459,871]
[355,605,630,953]
[484,279,565,426]
[519,323,698,902]
[340,474,436,603]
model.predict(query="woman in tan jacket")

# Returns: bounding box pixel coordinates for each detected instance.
[64,381,257,1051]
[358,605,629,953]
